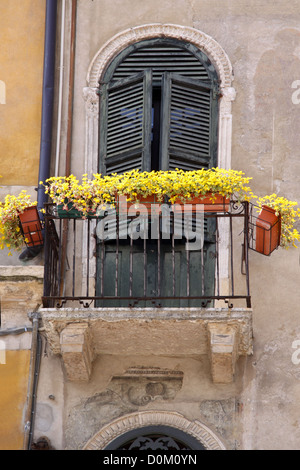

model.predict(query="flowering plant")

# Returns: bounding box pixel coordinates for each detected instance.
[43,167,254,212]
[130,167,255,204]
[0,190,38,255]
[256,194,300,248]
[42,174,115,216]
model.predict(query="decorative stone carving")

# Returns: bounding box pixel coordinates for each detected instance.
[86,24,233,89]
[82,87,99,117]
[118,367,184,406]
[83,411,226,450]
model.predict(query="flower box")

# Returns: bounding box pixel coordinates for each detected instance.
[57,203,96,218]
[172,193,230,212]
[19,206,43,247]
[57,203,83,218]
[116,194,160,214]
[255,205,281,255]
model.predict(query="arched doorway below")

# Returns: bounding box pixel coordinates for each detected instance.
[104,425,206,450]
[83,411,226,450]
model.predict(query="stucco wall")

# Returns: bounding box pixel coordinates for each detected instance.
[0,0,45,267]
[0,350,30,450]
[0,266,44,450]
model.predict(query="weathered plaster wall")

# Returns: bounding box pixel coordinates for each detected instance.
[0,350,31,450]
[0,266,44,449]
[0,0,46,267]
[62,355,246,450]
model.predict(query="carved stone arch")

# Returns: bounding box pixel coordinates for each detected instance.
[83,411,226,450]
[86,23,233,89]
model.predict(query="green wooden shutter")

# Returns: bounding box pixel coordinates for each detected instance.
[96,239,216,308]
[99,70,152,174]
[160,72,218,171]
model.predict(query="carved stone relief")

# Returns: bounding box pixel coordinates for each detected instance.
[65,367,184,449]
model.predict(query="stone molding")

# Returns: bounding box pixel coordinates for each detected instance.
[83,410,226,450]
[86,23,233,89]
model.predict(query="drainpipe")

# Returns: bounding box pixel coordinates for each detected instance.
[55,0,66,177]
[19,0,58,261]
[37,0,57,212]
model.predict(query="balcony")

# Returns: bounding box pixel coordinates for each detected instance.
[39,200,253,383]
[42,200,252,309]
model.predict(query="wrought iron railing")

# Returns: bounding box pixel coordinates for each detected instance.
[42,201,252,309]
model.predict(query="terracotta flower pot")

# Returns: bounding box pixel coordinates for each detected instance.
[116,194,160,214]
[172,192,230,212]
[19,206,43,247]
[255,205,281,255]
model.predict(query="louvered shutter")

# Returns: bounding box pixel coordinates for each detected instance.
[160,72,218,171]
[111,42,210,83]
[99,70,152,174]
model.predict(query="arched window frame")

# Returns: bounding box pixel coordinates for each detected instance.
[98,37,220,176]
[83,24,235,176]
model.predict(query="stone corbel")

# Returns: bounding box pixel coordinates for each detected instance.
[207,323,239,384]
[60,322,95,382]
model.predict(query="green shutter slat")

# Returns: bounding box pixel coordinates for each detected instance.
[168,156,211,171]
[106,156,143,174]
[112,44,210,83]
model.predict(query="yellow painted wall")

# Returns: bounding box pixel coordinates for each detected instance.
[0,0,46,186]
[0,350,31,450]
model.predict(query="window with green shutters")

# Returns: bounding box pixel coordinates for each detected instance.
[96,38,219,307]
[99,39,219,174]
